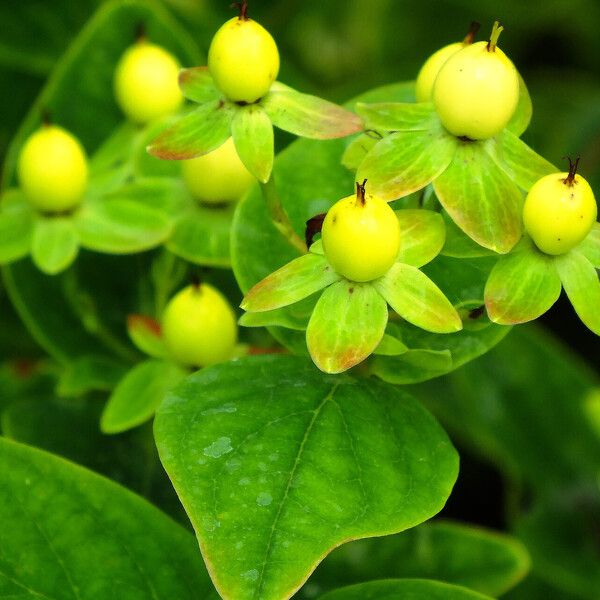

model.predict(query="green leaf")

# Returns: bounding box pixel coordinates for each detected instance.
[555,250,600,335]
[241,253,340,312]
[577,223,600,267]
[127,313,166,358]
[107,177,189,215]
[486,130,556,191]
[154,355,459,600]
[484,246,562,324]
[341,133,379,171]
[75,198,172,254]
[0,437,214,599]
[178,66,220,103]
[307,519,530,597]
[262,87,362,139]
[434,141,524,253]
[168,204,235,268]
[374,333,409,356]
[147,100,234,160]
[306,280,388,373]
[441,211,497,259]
[374,263,462,333]
[101,359,185,434]
[239,296,317,331]
[318,579,492,600]
[356,101,437,131]
[506,73,533,137]
[0,191,34,263]
[396,209,445,267]
[232,104,274,183]
[133,118,185,179]
[371,348,453,384]
[57,355,128,397]
[358,122,457,202]
[31,216,79,275]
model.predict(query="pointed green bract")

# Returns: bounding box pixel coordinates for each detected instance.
[576,222,600,268]
[484,247,562,324]
[358,123,457,201]
[356,101,437,131]
[262,87,363,139]
[178,66,220,103]
[74,199,172,253]
[396,209,445,267]
[375,263,462,333]
[555,251,600,335]
[241,253,340,312]
[341,132,380,171]
[0,437,213,599]
[486,130,556,191]
[232,104,274,183]
[307,280,388,373]
[154,355,459,600]
[101,359,185,434]
[0,195,34,263]
[127,314,166,358]
[319,579,493,600]
[31,216,79,275]
[441,211,497,258]
[434,141,524,253]
[506,73,533,137]
[147,99,233,160]
[374,333,409,356]
[239,295,316,331]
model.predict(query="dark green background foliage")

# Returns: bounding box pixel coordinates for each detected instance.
[0,1,598,599]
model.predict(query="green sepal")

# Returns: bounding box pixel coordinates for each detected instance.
[358,121,457,201]
[575,222,600,268]
[555,250,600,335]
[57,355,128,397]
[506,73,533,137]
[484,244,562,324]
[127,314,166,359]
[178,66,220,103]
[441,211,497,259]
[356,101,437,131]
[262,86,363,139]
[370,348,453,385]
[241,253,340,312]
[374,263,462,334]
[107,177,189,215]
[487,129,556,191]
[434,140,523,254]
[147,99,234,160]
[0,190,34,263]
[307,279,388,373]
[31,216,79,275]
[341,132,380,171]
[395,209,445,267]
[373,333,409,356]
[309,239,324,254]
[101,359,186,434]
[133,118,183,179]
[232,104,274,183]
[74,199,172,254]
[239,295,316,331]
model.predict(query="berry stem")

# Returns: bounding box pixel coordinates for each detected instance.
[41,108,51,127]
[355,179,367,207]
[563,155,580,186]
[134,22,146,42]
[232,0,249,20]
[260,177,308,254]
[463,21,481,45]
[487,21,504,52]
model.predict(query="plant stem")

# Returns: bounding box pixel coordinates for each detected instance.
[260,177,307,254]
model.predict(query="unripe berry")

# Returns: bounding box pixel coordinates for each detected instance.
[181,138,254,204]
[18,124,88,213]
[208,10,279,103]
[322,182,401,282]
[433,22,519,140]
[523,159,597,255]
[162,283,238,368]
[114,40,183,124]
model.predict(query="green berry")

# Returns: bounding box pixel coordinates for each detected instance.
[322,182,401,282]
[114,40,183,124]
[208,12,279,103]
[18,124,88,213]
[433,22,519,140]
[162,283,238,368]
[181,138,254,204]
[523,160,597,255]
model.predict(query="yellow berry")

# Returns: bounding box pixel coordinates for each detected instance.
[208,16,279,103]
[18,125,88,213]
[416,42,464,103]
[433,23,519,140]
[322,183,401,282]
[162,283,238,368]
[181,138,254,204]
[523,168,597,255]
[114,41,183,124]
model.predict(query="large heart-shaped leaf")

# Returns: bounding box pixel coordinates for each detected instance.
[434,140,524,254]
[31,216,79,275]
[154,355,459,600]
[0,437,215,599]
